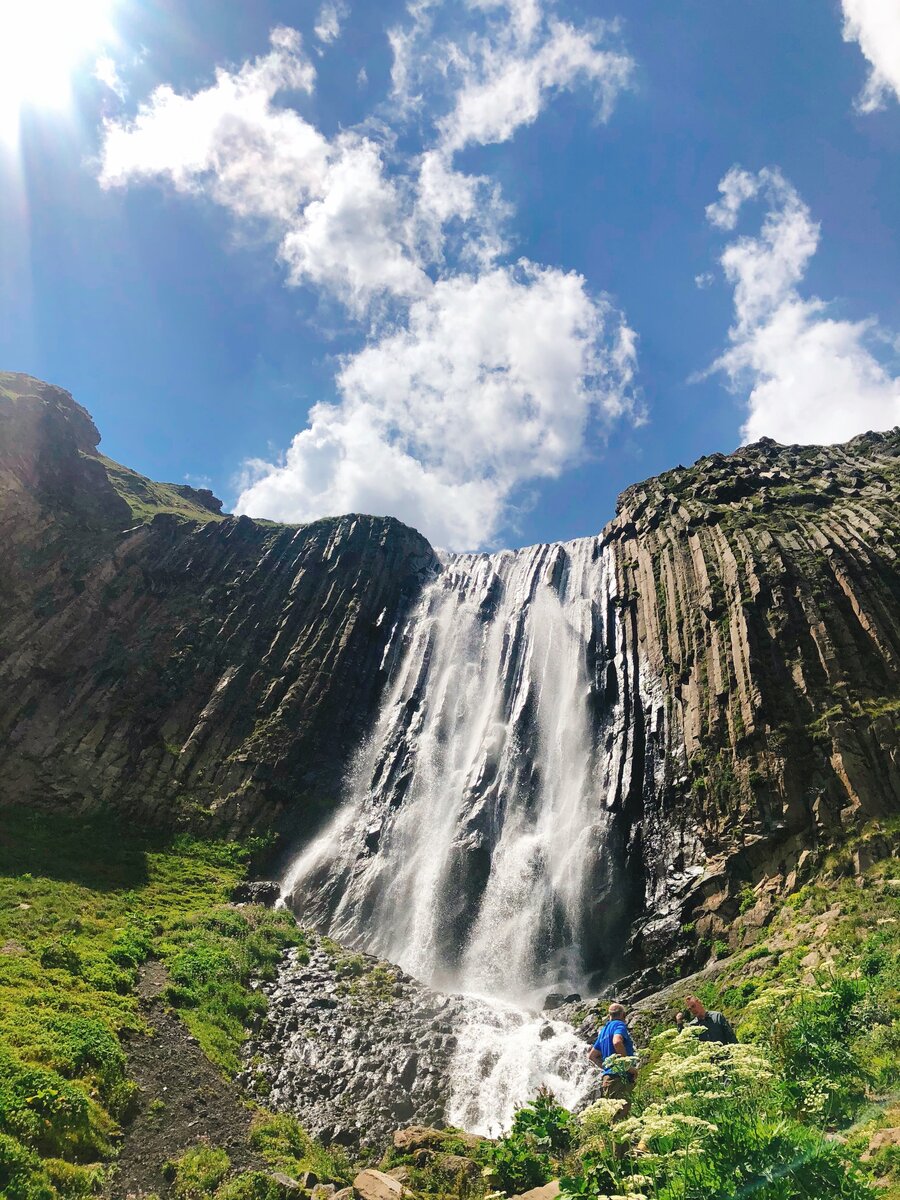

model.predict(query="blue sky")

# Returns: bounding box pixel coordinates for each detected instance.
[1,0,899,549]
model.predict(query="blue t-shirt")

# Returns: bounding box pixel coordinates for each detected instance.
[593,1019,634,1075]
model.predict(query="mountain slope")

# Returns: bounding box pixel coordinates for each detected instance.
[1,371,898,945]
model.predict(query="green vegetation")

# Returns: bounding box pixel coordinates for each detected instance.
[484,1089,576,1194]
[157,1114,356,1200]
[94,454,225,524]
[473,855,899,1200]
[561,1029,873,1200]
[1,804,896,1200]
[0,810,302,1197]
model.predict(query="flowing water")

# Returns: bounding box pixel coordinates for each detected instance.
[282,537,645,1131]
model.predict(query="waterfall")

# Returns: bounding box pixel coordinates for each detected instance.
[282,536,647,1131]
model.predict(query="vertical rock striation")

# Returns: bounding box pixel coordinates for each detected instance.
[604,430,900,959]
[1,372,897,973]
[0,374,437,833]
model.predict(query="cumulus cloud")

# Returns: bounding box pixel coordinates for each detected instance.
[100,30,426,313]
[439,19,633,152]
[705,166,900,446]
[314,1,348,45]
[236,264,639,548]
[841,0,900,111]
[98,6,641,549]
[389,0,633,153]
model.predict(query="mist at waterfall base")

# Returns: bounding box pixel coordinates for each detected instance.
[282,538,640,1133]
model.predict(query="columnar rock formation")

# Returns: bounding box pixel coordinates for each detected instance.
[2,371,898,974]
[0,373,436,833]
[605,432,900,960]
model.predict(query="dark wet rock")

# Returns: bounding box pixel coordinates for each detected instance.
[243,937,474,1149]
[232,880,281,906]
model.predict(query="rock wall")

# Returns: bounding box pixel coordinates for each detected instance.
[2,372,898,955]
[603,431,900,961]
[0,374,437,834]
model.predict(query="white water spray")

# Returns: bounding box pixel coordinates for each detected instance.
[282,537,645,1130]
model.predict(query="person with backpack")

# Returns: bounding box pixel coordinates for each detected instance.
[587,1002,637,1103]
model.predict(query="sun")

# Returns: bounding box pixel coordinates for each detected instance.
[0,0,116,142]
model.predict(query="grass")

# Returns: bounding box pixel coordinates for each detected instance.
[1,805,896,1200]
[94,454,226,525]
[0,809,303,1198]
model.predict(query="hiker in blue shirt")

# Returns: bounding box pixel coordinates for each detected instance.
[587,1002,637,1105]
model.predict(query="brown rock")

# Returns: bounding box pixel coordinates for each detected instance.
[352,1169,409,1199]
[509,1183,561,1200]
[434,1153,479,1179]
[270,1173,303,1192]
[391,1126,446,1152]
[862,1128,900,1161]
[385,1167,411,1184]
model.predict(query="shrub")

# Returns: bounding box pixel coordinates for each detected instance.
[562,1026,875,1200]
[216,1172,296,1200]
[485,1090,572,1194]
[0,1132,55,1200]
[38,940,82,975]
[165,1144,231,1200]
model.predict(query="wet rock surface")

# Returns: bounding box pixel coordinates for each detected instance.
[242,938,473,1149]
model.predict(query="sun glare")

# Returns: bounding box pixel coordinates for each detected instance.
[0,0,115,141]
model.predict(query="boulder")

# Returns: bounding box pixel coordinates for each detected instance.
[392,1126,446,1152]
[542,992,566,1010]
[231,880,282,906]
[862,1128,900,1160]
[352,1169,409,1199]
[269,1173,303,1193]
[509,1183,561,1200]
[434,1152,479,1179]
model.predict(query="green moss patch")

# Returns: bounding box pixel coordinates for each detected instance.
[0,810,302,1197]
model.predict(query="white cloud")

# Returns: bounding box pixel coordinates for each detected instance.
[236,264,639,548]
[100,29,427,313]
[314,0,348,46]
[276,134,429,313]
[706,166,900,446]
[841,0,900,111]
[388,1,633,154]
[94,54,125,100]
[100,29,320,224]
[98,13,642,549]
[413,149,509,267]
[439,18,633,152]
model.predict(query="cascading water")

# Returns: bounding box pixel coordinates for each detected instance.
[282,536,648,1132]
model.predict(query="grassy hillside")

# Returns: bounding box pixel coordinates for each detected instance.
[93,455,226,525]
[0,811,308,1198]
[0,808,896,1200]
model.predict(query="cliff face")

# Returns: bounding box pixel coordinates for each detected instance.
[2,372,898,964]
[604,431,900,962]
[0,374,437,833]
